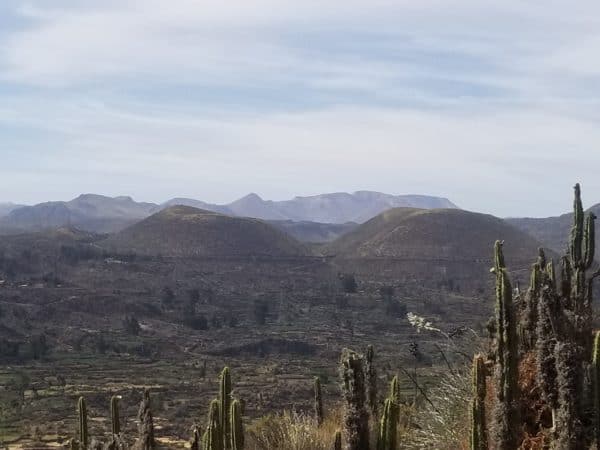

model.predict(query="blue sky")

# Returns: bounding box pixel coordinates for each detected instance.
[2,1,600,217]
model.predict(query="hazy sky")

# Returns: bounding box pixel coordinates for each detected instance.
[2,1,600,217]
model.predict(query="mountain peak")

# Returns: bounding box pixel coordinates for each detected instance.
[237,193,263,202]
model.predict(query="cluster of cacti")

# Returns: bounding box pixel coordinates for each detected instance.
[65,368,245,450]
[199,366,245,450]
[69,392,149,450]
[472,184,600,449]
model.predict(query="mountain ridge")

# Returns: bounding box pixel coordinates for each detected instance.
[0,191,457,235]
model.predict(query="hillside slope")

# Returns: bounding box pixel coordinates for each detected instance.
[327,208,542,259]
[507,203,600,255]
[101,205,309,257]
[326,208,550,293]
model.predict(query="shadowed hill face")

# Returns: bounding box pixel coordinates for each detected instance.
[100,205,309,257]
[327,207,547,262]
[507,203,600,256]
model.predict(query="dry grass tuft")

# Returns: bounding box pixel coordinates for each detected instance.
[246,407,343,450]
[401,369,471,450]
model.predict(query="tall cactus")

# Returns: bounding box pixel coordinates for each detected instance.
[110,395,121,436]
[340,348,370,450]
[230,399,244,450]
[377,397,398,450]
[571,183,584,267]
[78,396,88,450]
[470,354,487,450]
[536,274,559,430]
[365,345,378,420]
[584,212,596,270]
[219,367,232,449]
[521,261,542,351]
[388,375,400,406]
[333,430,342,450]
[314,376,324,426]
[593,331,600,447]
[136,389,155,450]
[491,240,519,450]
[190,426,202,450]
[204,399,224,450]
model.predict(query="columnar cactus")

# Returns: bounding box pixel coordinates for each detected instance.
[340,348,370,450]
[111,395,121,436]
[78,396,88,450]
[219,367,232,449]
[333,430,342,450]
[377,397,398,450]
[491,240,519,450]
[521,261,542,351]
[190,426,202,450]
[136,389,155,450]
[365,345,378,420]
[536,278,559,429]
[204,399,224,450]
[594,331,600,447]
[571,183,584,266]
[314,376,324,426]
[470,354,487,450]
[230,399,244,450]
[388,375,400,406]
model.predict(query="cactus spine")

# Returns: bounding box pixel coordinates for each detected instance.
[491,240,519,450]
[204,399,224,450]
[78,396,88,450]
[219,367,232,449]
[470,354,487,450]
[340,348,370,450]
[230,399,244,450]
[314,376,324,426]
[365,345,378,420]
[110,395,121,436]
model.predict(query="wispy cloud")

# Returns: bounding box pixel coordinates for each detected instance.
[1,1,600,215]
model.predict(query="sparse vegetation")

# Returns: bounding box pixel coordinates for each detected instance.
[4,184,600,449]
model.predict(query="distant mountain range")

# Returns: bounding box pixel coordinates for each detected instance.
[0,194,156,234]
[0,191,457,236]
[3,190,600,254]
[161,191,457,223]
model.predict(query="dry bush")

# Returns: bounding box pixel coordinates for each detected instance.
[401,368,471,450]
[246,408,343,450]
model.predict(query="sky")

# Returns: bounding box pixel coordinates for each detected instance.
[2,1,600,217]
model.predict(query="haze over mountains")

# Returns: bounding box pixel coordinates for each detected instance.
[0,191,457,236]
[2,188,599,255]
